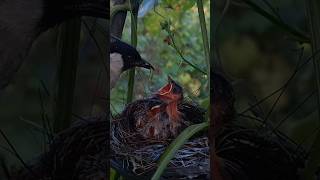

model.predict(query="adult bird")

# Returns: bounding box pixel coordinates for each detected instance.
[0,0,108,89]
[110,35,154,89]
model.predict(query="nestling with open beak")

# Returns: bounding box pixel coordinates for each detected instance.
[110,36,154,89]
[119,76,187,140]
[154,76,184,136]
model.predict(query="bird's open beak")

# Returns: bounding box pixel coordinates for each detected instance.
[158,83,173,96]
[156,76,174,98]
[156,76,183,102]
[135,58,154,70]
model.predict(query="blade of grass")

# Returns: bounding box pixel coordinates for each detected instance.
[272,90,316,132]
[111,2,131,20]
[127,1,139,103]
[302,0,320,179]
[82,19,108,71]
[53,17,81,132]
[151,122,208,180]
[239,48,320,115]
[197,0,210,78]
[240,0,310,43]
[0,156,10,179]
[0,129,38,178]
[210,0,215,178]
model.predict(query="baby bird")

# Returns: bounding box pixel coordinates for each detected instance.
[154,76,184,136]
[120,77,188,140]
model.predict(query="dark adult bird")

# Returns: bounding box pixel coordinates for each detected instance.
[0,0,108,89]
[110,35,154,89]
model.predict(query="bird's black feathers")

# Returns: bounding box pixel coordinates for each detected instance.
[110,35,153,71]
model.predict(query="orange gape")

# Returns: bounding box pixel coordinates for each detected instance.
[166,97,181,122]
[157,82,182,122]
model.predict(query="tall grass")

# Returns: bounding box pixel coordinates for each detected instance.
[241,0,309,43]
[53,18,81,132]
[126,0,139,104]
[302,0,320,179]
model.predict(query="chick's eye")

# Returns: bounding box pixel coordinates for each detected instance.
[173,86,179,93]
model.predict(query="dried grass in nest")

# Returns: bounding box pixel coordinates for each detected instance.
[111,101,209,179]
[214,117,307,180]
[11,116,108,180]
[111,118,209,178]
[111,113,307,180]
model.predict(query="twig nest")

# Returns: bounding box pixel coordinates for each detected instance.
[11,116,108,180]
[111,98,306,180]
[111,100,208,179]
[214,116,307,180]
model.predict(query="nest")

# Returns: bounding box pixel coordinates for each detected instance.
[11,116,108,180]
[214,117,307,180]
[111,101,209,179]
[111,121,209,179]
[111,104,307,180]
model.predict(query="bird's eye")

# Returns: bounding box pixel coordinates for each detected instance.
[172,84,182,94]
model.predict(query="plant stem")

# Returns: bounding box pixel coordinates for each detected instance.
[126,1,138,103]
[169,35,207,74]
[197,0,210,78]
[209,0,215,179]
[110,3,130,20]
[53,18,81,132]
[302,0,320,179]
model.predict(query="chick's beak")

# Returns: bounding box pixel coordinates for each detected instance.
[155,77,175,101]
[158,83,173,96]
[135,58,154,70]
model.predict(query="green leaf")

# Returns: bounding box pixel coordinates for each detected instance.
[151,122,208,180]
[181,0,196,11]
[110,168,121,180]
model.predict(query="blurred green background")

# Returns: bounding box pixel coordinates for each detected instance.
[213,0,317,145]
[111,0,210,114]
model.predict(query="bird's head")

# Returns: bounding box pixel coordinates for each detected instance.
[110,36,154,73]
[155,76,183,104]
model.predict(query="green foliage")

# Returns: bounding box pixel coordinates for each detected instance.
[111,0,210,114]
[111,1,209,179]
